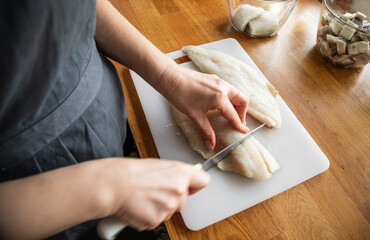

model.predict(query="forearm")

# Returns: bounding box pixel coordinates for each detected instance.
[94,0,177,90]
[0,160,112,240]
[94,0,248,148]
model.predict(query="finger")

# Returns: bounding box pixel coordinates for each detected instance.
[176,195,188,211]
[228,88,249,125]
[190,113,216,151]
[188,168,211,195]
[164,213,174,221]
[218,98,248,134]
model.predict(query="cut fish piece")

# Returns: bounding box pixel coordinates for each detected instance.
[232,4,264,32]
[347,41,370,55]
[339,25,357,40]
[355,11,367,21]
[247,11,279,36]
[326,34,339,44]
[329,18,344,35]
[341,12,355,21]
[337,39,347,55]
[171,107,280,180]
[182,45,281,128]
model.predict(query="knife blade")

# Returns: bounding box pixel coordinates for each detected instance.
[195,123,266,171]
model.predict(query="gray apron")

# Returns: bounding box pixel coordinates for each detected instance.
[0,1,127,239]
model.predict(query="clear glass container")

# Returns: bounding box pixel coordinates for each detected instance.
[227,0,297,38]
[317,0,370,68]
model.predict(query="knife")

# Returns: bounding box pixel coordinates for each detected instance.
[97,123,266,240]
[194,123,266,171]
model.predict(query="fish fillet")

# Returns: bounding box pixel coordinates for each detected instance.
[232,4,279,36]
[232,4,264,32]
[247,11,279,36]
[171,107,280,180]
[182,45,281,128]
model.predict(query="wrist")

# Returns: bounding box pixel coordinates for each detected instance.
[142,52,178,88]
[155,62,183,100]
[83,159,118,219]
[91,158,135,219]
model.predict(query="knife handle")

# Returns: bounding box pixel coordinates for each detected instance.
[97,163,203,239]
[97,217,127,240]
[194,163,203,170]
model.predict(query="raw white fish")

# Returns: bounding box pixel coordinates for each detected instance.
[171,107,280,180]
[247,11,279,36]
[232,4,264,32]
[232,4,279,36]
[182,45,281,128]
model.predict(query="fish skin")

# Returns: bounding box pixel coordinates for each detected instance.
[182,45,281,128]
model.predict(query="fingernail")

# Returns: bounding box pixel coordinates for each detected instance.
[205,141,213,151]
[240,125,249,133]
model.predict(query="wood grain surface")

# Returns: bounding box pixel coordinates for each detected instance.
[108,0,369,239]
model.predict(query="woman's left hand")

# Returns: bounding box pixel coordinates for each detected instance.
[157,64,249,150]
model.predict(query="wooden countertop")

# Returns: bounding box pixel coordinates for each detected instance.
[109,0,369,239]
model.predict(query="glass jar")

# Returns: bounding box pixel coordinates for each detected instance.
[227,0,297,38]
[317,0,370,68]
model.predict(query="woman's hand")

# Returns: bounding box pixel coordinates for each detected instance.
[158,64,249,150]
[103,158,210,231]
[0,158,210,239]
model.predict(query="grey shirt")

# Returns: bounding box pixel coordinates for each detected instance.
[0,1,127,239]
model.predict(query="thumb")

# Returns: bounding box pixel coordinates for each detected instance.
[188,167,211,195]
[191,113,216,151]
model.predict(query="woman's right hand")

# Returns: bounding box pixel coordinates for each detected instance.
[0,157,209,240]
[101,158,210,231]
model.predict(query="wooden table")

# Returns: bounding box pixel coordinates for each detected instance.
[109,0,369,239]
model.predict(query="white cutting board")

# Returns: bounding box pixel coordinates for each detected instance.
[130,38,330,231]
